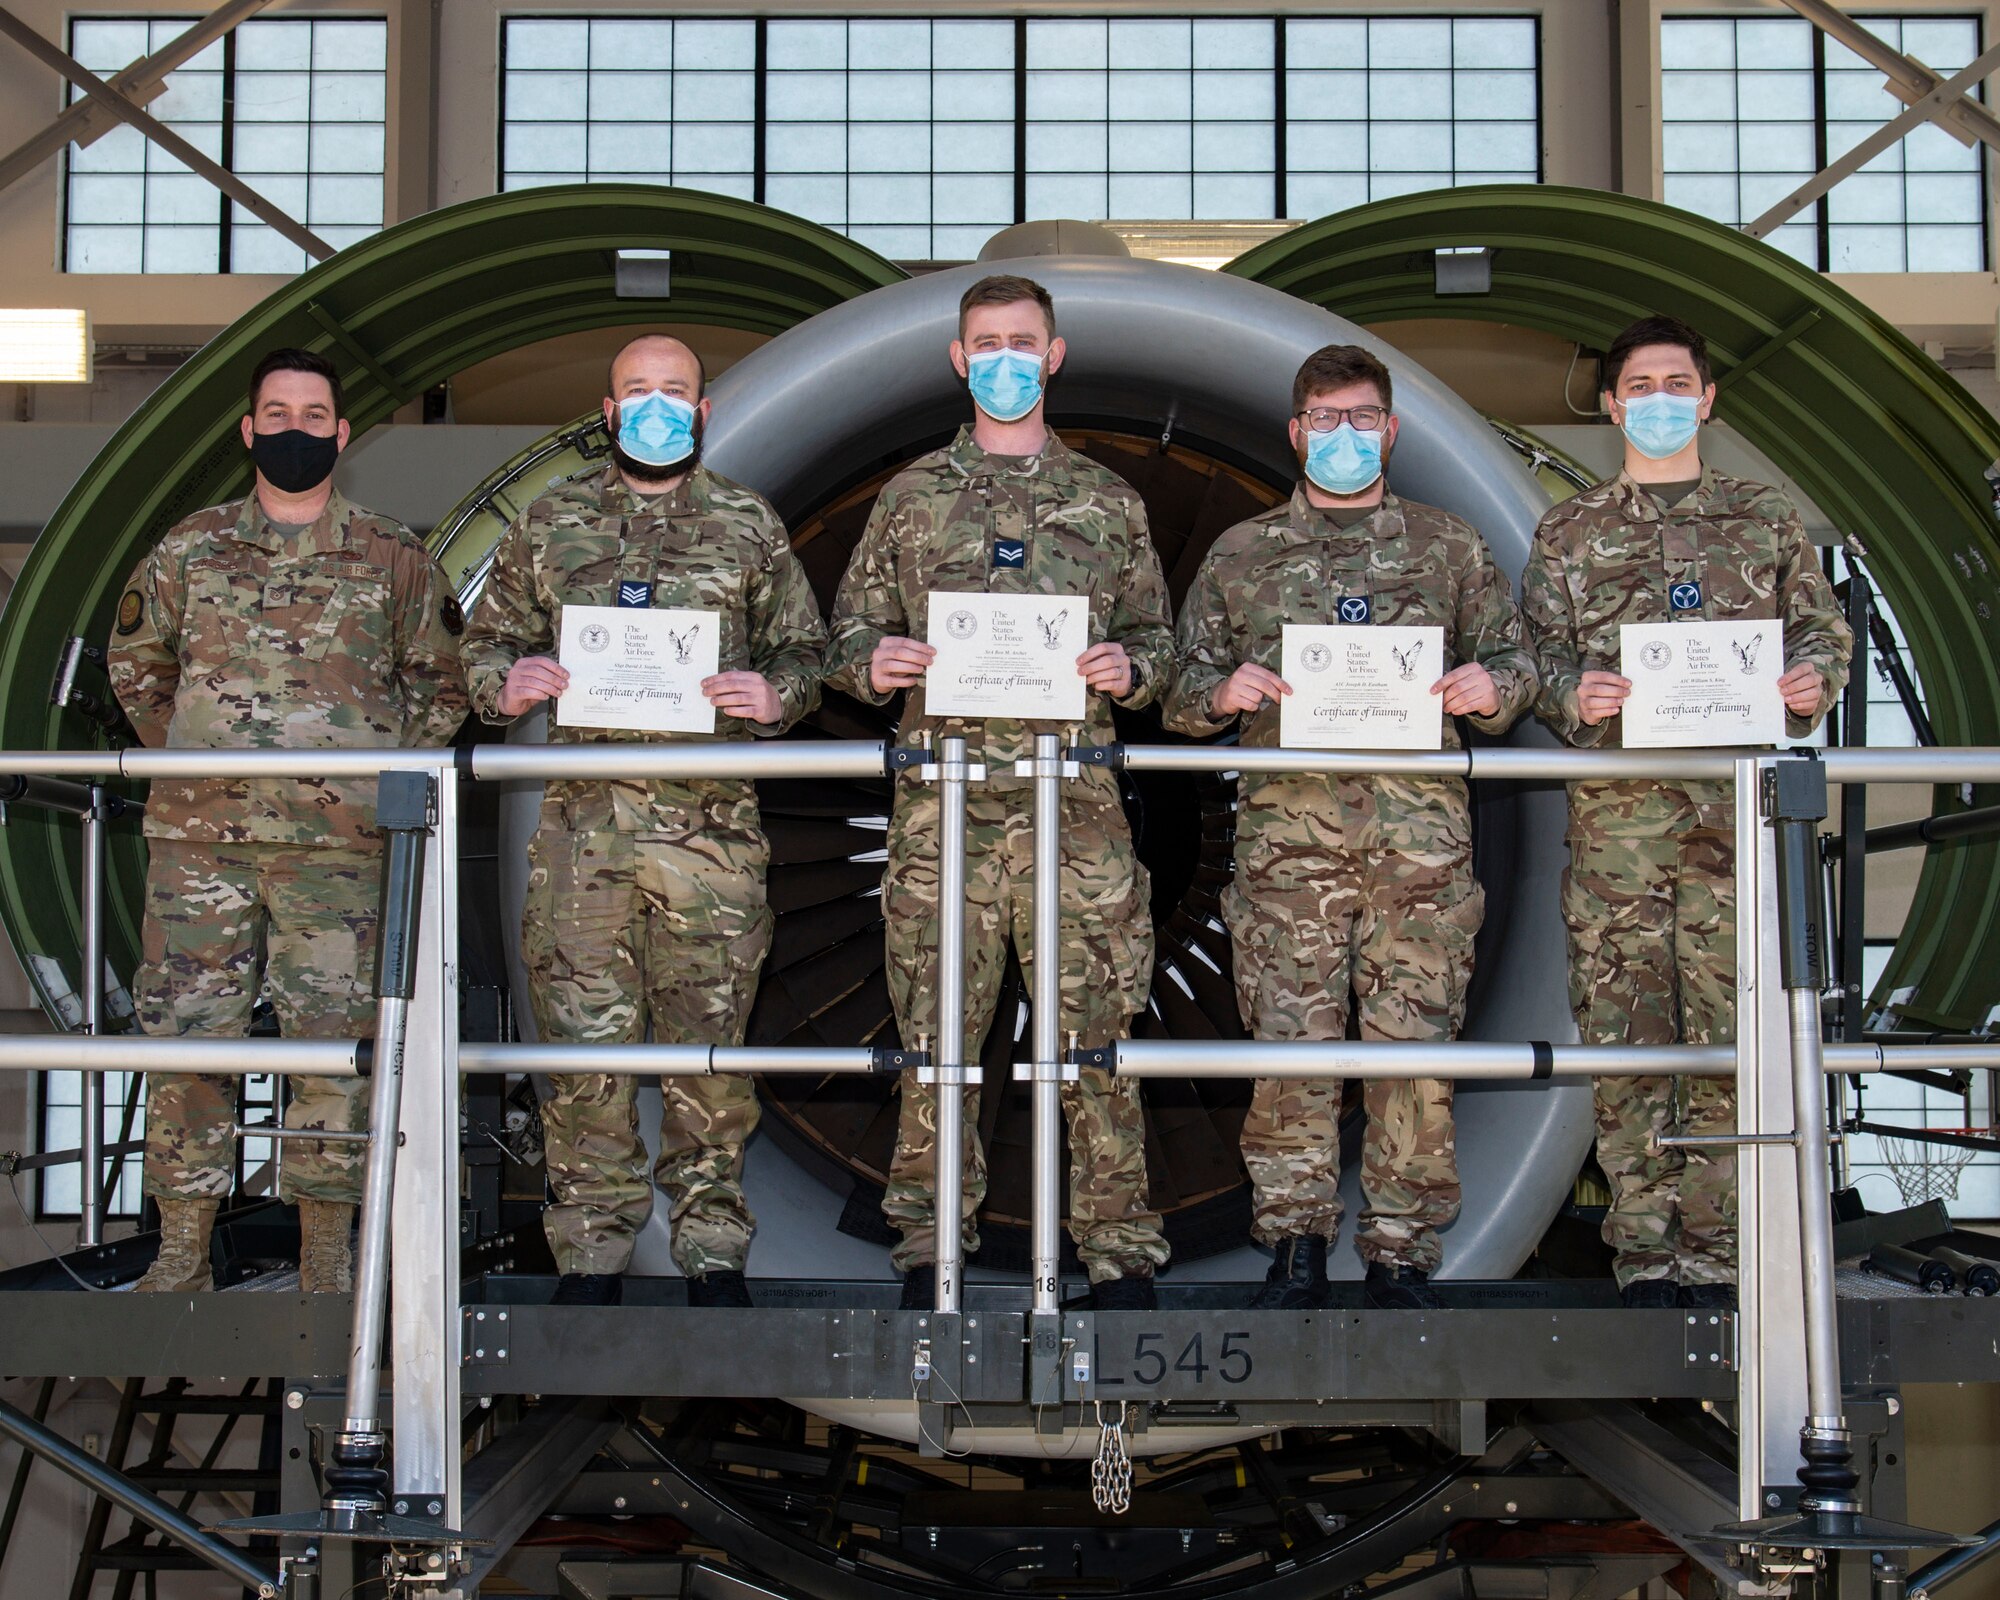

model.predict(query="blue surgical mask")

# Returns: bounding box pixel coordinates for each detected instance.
[1303,423,1385,497]
[615,389,698,469]
[965,349,1046,423]
[1618,391,1702,460]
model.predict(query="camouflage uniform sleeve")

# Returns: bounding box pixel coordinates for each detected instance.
[391,539,471,746]
[1161,548,1235,736]
[106,540,182,748]
[1105,491,1174,711]
[746,512,827,737]
[460,511,550,726]
[1452,524,1538,735]
[1520,514,1610,748]
[825,486,904,707]
[1773,498,1855,737]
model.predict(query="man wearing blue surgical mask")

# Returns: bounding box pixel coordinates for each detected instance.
[462,332,825,1309]
[826,274,1174,1311]
[1164,344,1537,1310]
[1521,314,1852,1310]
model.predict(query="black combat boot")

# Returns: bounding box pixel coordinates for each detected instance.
[1619,1277,1679,1308]
[550,1272,623,1306]
[1363,1261,1440,1310]
[1090,1273,1157,1311]
[898,1263,935,1310]
[1246,1236,1328,1310]
[686,1270,753,1308]
[1679,1281,1737,1311]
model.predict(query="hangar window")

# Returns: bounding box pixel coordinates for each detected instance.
[1284,17,1542,216]
[1661,14,1986,273]
[766,20,1016,262]
[37,1068,281,1220]
[1024,19,1279,224]
[63,16,389,274]
[497,14,1540,259]
[501,18,758,199]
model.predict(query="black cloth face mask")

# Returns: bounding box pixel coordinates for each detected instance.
[249,428,341,495]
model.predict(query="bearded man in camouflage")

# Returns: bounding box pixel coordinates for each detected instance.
[826,275,1171,1310]
[1521,314,1852,1309]
[1165,343,1536,1310]
[463,333,824,1308]
[109,346,468,1294]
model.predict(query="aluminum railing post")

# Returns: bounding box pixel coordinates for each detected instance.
[77,782,105,1247]
[930,736,972,1316]
[1718,756,1972,1561]
[1027,733,1066,1317]
[1733,754,1808,1523]
[390,767,463,1543]
[319,770,433,1530]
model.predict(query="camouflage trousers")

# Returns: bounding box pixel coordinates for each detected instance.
[1562,780,1736,1289]
[882,787,1168,1284]
[523,812,772,1277]
[1224,821,1483,1272]
[133,841,377,1204]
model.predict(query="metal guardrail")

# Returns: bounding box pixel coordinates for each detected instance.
[2,738,1997,1581]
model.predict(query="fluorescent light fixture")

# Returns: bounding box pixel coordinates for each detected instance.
[0,308,91,382]
[614,249,673,299]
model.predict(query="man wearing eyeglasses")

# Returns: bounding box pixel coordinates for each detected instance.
[1520,314,1851,1311]
[1164,343,1536,1310]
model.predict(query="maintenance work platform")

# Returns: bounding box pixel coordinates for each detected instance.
[0,172,1998,1600]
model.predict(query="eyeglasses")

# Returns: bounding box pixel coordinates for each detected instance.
[1298,405,1388,433]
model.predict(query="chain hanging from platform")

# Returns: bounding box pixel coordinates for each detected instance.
[1091,1401,1132,1515]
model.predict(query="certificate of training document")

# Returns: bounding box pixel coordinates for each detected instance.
[1619,619,1786,748]
[1279,623,1444,750]
[556,603,718,733]
[924,592,1088,721]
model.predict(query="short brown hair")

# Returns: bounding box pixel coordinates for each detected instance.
[249,348,343,420]
[1602,314,1712,392]
[958,274,1056,340]
[1292,344,1392,415]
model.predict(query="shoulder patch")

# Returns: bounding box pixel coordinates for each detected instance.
[115,590,145,636]
[439,596,465,637]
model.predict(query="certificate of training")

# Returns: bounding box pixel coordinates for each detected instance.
[1280,623,1444,750]
[924,592,1088,721]
[556,603,718,733]
[1619,620,1786,748]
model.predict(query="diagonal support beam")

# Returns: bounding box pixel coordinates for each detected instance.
[1745,40,2000,238]
[0,5,331,262]
[448,1398,618,1597]
[1713,308,1822,396]
[1764,0,2000,154]
[0,0,276,199]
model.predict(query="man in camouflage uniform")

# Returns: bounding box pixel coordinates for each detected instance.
[1521,314,1852,1309]
[826,274,1170,1310]
[1165,344,1536,1310]
[463,332,823,1309]
[109,346,468,1294]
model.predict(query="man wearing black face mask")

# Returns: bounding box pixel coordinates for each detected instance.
[108,347,469,1295]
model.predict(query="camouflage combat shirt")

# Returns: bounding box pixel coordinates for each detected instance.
[1520,465,1854,826]
[824,426,1173,807]
[461,464,825,831]
[108,490,469,846]
[1163,487,1538,852]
